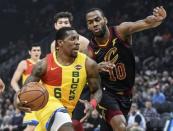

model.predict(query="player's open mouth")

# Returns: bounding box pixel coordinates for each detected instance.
[94,28,100,32]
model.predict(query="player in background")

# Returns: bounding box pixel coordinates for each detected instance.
[14,27,102,131]
[85,6,167,131]
[11,43,41,131]
[50,11,89,54]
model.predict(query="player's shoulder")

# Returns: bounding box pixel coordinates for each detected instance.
[38,58,47,66]
[79,35,89,45]
[32,58,47,75]
[78,35,89,53]
[16,60,27,71]
[85,55,97,67]
[19,60,27,66]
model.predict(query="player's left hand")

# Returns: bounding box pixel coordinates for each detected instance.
[98,61,115,72]
[149,6,167,22]
[14,91,32,113]
[79,99,94,123]
[0,78,5,94]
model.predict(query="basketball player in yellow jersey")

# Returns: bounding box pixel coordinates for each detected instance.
[14,27,102,131]
[11,43,41,131]
[50,11,89,53]
[50,12,90,131]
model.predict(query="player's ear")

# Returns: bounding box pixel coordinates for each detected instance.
[28,50,31,55]
[104,17,108,24]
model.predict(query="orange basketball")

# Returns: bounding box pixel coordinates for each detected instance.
[19,82,49,111]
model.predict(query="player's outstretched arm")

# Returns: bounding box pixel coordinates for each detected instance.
[117,6,166,39]
[11,60,26,92]
[24,59,47,85]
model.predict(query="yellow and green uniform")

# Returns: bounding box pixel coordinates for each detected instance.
[35,52,87,130]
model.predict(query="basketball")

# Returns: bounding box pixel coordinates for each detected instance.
[18,82,49,111]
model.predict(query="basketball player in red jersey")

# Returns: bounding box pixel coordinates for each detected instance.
[0,78,5,94]
[14,27,102,131]
[50,12,90,131]
[85,6,166,131]
[11,43,41,131]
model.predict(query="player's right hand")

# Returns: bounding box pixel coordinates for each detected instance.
[79,99,93,123]
[14,91,31,113]
[98,61,115,72]
[147,6,167,23]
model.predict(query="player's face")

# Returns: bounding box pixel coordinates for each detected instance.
[61,30,80,58]
[86,10,107,37]
[29,47,41,60]
[55,18,71,30]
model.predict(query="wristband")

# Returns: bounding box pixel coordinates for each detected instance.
[90,99,97,109]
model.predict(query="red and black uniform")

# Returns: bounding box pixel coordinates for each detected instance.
[88,26,135,123]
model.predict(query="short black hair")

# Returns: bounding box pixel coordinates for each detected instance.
[86,8,105,17]
[54,11,73,24]
[28,43,40,51]
[55,27,75,41]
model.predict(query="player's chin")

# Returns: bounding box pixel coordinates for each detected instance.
[34,56,39,59]
[93,31,102,37]
[71,51,78,58]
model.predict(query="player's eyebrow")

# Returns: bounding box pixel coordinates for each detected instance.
[87,16,100,21]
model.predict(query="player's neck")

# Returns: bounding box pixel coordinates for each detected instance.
[30,58,39,64]
[95,27,110,46]
[56,51,75,66]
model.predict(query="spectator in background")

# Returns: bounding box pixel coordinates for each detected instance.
[10,108,24,131]
[152,83,166,104]
[2,110,12,130]
[143,99,160,130]
[164,77,173,101]
[128,103,146,131]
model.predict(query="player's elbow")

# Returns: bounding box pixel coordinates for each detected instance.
[11,79,18,89]
[10,80,14,88]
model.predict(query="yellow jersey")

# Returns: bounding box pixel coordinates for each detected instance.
[35,52,87,130]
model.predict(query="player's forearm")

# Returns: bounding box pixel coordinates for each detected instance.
[11,81,20,92]
[91,87,102,104]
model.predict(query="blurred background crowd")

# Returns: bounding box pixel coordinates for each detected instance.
[0,0,173,130]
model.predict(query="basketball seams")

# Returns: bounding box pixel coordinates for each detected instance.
[37,91,47,109]
[19,90,43,105]
[37,85,49,109]
[19,82,49,111]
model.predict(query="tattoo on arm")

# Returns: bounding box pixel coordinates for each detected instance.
[86,57,102,103]
[24,59,47,85]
